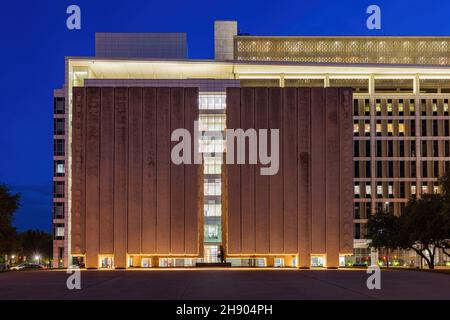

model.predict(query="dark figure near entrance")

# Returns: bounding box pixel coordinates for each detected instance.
[218,245,226,263]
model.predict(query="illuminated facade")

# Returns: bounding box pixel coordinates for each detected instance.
[53,20,450,268]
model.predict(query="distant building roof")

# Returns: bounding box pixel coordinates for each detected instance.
[95,32,187,59]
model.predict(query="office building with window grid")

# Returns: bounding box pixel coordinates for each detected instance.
[53,20,450,268]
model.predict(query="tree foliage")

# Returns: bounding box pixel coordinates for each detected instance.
[367,172,450,269]
[0,184,20,256]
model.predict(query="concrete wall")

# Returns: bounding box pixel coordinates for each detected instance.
[71,87,203,268]
[224,87,354,268]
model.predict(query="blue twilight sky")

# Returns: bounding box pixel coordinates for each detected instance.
[1,0,450,231]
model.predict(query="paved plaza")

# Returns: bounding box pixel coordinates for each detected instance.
[0,268,449,300]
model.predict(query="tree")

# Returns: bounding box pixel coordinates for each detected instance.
[366,209,400,267]
[397,194,448,269]
[19,230,52,264]
[0,184,20,258]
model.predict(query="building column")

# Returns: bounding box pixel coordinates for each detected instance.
[326,253,339,269]
[85,253,98,269]
[297,252,311,269]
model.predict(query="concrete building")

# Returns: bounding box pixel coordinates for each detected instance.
[53,20,450,268]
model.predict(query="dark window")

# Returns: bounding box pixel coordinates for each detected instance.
[53,202,64,219]
[422,120,427,136]
[399,161,405,177]
[354,141,360,156]
[354,223,361,240]
[411,161,416,178]
[54,118,65,135]
[434,161,439,178]
[53,181,65,198]
[411,120,416,136]
[376,141,382,157]
[445,120,449,136]
[399,141,404,157]
[400,182,405,198]
[411,141,416,156]
[354,204,360,219]
[388,161,393,178]
[422,161,428,178]
[388,140,393,157]
[353,100,359,116]
[422,141,427,157]
[365,140,371,157]
[365,161,371,178]
[54,97,65,114]
[376,161,382,178]
[354,161,360,178]
[54,139,65,156]
[433,141,439,157]
[433,120,438,136]
[446,141,450,157]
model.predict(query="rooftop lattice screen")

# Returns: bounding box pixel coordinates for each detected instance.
[235,37,450,65]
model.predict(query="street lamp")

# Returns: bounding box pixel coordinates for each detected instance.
[35,255,41,265]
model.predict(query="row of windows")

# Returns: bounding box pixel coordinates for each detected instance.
[354,99,450,116]
[354,119,450,136]
[354,181,439,199]
[199,115,226,131]
[204,202,221,217]
[199,94,226,110]
[355,160,450,178]
[204,179,221,196]
[204,157,222,174]
[356,140,450,158]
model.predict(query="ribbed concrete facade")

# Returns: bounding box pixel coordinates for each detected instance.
[224,87,354,268]
[71,87,203,268]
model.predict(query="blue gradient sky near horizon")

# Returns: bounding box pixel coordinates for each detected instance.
[1,0,450,231]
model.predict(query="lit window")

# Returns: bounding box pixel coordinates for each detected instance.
[354,122,359,135]
[204,180,221,196]
[434,185,440,194]
[422,184,428,194]
[365,184,371,196]
[199,94,226,110]
[387,100,393,114]
[376,122,382,134]
[364,123,370,135]
[411,185,416,195]
[398,101,404,113]
[377,185,383,196]
[204,202,221,217]
[354,184,360,196]
[376,101,381,114]
[399,122,405,135]
[56,227,64,237]
[388,185,393,195]
[387,122,393,135]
